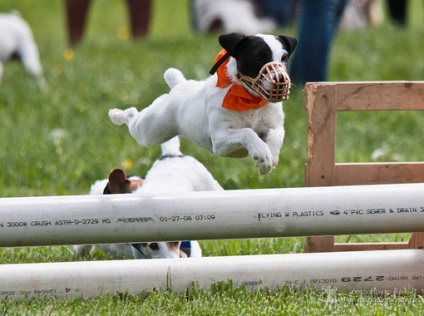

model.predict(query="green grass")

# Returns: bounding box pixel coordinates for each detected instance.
[0,0,424,314]
[1,286,422,316]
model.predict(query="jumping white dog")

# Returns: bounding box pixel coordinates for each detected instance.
[74,136,220,259]
[109,33,297,175]
[0,11,46,89]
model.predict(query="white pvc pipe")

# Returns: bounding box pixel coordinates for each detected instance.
[0,250,422,300]
[0,183,423,247]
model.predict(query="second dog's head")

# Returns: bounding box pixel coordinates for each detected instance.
[103,168,185,259]
[102,168,144,194]
[215,33,297,102]
[131,241,183,259]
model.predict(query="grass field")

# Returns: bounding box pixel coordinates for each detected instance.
[0,0,424,314]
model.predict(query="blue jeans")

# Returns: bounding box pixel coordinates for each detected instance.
[290,0,347,85]
[260,0,296,26]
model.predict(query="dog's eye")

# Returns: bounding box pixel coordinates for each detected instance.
[281,53,288,63]
[149,243,159,250]
[251,53,262,62]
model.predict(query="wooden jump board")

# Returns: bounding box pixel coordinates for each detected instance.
[303,81,424,252]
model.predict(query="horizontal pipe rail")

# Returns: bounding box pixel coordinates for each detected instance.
[0,183,423,247]
[0,250,422,300]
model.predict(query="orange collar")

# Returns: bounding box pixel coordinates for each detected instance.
[215,50,268,111]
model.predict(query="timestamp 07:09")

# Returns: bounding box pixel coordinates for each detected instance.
[159,215,216,222]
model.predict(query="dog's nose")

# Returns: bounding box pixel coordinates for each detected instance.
[272,66,289,83]
[273,72,286,83]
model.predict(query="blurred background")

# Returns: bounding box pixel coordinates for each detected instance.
[0,0,423,198]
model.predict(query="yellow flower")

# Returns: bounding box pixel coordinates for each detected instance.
[123,159,133,169]
[117,26,130,41]
[120,92,129,102]
[64,49,74,61]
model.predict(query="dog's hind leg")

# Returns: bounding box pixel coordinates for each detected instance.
[109,96,178,146]
[109,107,138,126]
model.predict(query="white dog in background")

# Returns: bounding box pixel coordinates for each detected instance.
[133,136,222,258]
[340,0,382,30]
[74,136,220,259]
[109,33,297,175]
[193,0,275,34]
[0,11,47,89]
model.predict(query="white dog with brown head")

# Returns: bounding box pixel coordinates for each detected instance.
[74,167,200,259]
[109,33,297,175]
[74,136,218,259]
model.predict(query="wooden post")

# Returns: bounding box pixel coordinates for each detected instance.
[304,81,424,253]
[304,83,337,252]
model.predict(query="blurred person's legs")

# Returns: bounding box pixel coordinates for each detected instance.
[65,0,152,46]
[127,0,152,37]
[66,0,91,45]
[386,0,408,27]
[290,0,347,85]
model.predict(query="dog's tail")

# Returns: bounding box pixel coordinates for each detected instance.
[161,136,183,156]
[164,68,186,89]
[108,107,138,126]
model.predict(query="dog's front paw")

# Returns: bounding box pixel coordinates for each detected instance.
[270,151,280,169]
[109,107,138,126]
[251,146,274,175]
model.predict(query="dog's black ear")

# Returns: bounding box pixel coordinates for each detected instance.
[219,33,246,56]
[277,35,298,56]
